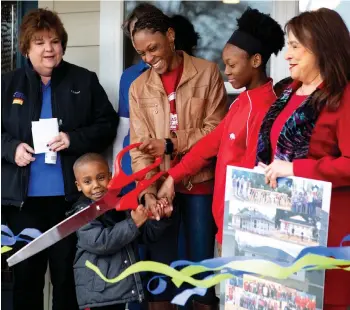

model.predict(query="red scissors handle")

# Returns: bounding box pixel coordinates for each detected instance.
[108,143,166,211]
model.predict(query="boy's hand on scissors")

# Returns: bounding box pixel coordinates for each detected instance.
[157,176,175,210]
[144,193,162,221]
[131,205,148,228]
[156,198,173,218]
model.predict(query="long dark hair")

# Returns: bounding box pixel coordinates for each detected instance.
[286,8,350,111]
[170,15,200,56]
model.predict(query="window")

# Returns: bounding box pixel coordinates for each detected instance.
[299,0,350,29]
[1,1,17,73]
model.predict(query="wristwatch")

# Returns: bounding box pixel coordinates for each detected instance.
[164,138,174,155]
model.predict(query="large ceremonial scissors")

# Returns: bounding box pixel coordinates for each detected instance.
[7,143,165,267]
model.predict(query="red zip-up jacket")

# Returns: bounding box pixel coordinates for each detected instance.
[168,79,276,243]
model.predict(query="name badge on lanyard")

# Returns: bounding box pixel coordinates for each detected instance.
[170,113,178,131]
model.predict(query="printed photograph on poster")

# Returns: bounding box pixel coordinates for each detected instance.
[275,209,321,246]
[228,170,293,210]
[224,277,243,309]
[227,169,328,217]
[228,205,322,247]
[220,166,332,310]
[224,274,317,310]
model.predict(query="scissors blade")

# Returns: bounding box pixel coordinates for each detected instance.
[7,192,121,267]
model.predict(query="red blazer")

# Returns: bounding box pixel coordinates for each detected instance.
[168,79,276,243]
[293,84,350,306]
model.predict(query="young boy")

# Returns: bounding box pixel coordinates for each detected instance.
[71,153,172,310]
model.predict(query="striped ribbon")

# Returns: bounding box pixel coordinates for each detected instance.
[86,234,350,305]
[1,225,42,254]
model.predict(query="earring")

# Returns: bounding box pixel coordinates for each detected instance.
[171,44,175,52]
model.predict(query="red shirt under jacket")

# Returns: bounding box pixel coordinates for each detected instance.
[168,79,277,243]
[270,94,307,156]
[161,61,213,195]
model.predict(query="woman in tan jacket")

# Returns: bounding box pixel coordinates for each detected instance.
[129,10,227,310]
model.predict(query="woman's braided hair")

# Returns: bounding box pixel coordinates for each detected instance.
[132,11,171,37]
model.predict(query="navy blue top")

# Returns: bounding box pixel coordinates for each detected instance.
[28,81,65,196]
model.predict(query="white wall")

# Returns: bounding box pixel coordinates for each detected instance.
[98,1,124,172]
[270,0,299,84]
[39,1,100,76]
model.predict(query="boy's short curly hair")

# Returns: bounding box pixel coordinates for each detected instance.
[19,8,68,56]
[73,153,108,176]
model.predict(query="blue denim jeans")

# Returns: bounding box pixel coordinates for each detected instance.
[176,193,217,307]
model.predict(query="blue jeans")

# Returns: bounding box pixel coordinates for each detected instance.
[176,193,217,306]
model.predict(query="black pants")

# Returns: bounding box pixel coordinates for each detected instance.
[142,194,217,306]
[90,304,126,310]
[2,196,79,310]
[142,203,180,302]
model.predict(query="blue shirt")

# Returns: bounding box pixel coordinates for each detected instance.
[28,81,65,197]
[118,60,149,195]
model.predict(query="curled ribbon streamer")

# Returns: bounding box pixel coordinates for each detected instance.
[1,225,42,246]
[171,245,350,287]
[86,253,350,301]
[172,287,206,306]
[86,237,350,306]
[147,275,168,295]
[341,234,350,246]
[1,246,13,254]
[171,274,218,306]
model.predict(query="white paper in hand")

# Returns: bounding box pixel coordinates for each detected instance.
[31,118,59,154]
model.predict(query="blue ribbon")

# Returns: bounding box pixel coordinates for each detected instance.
[1,225,42,246]
[147,235,350,305]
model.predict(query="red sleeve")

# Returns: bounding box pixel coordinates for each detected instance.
[169,105,238,182]
[293,98,350,188]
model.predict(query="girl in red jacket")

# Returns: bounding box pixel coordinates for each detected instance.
[256,9,350,310]
[158,8,285,249]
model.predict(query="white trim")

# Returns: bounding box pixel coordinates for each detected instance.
[270,0,299,84]
[246,90,252,147]
[99,0,124,169]
[99,0,124,111]
[225,82,245,95]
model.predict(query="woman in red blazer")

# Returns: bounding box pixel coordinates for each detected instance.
[256,9,350,310]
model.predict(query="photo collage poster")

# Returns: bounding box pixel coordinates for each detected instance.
[220,166,332,310]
